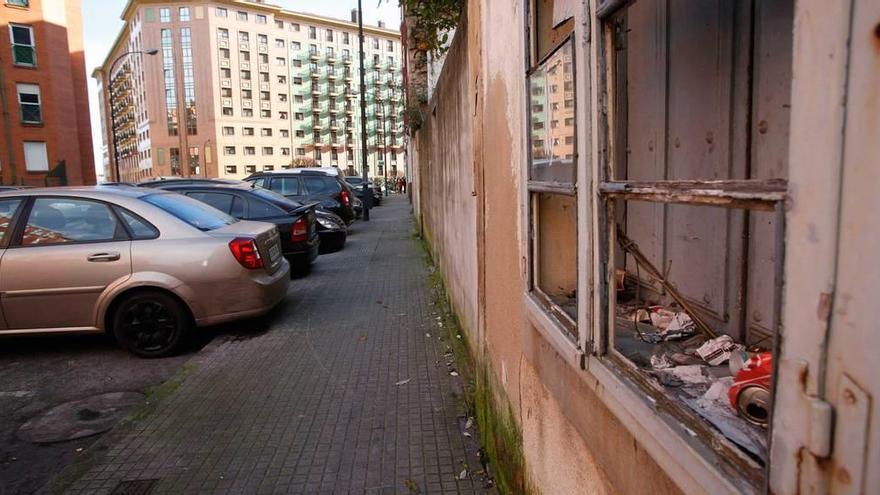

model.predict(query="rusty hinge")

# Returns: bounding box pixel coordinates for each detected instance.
[794,360,835,459]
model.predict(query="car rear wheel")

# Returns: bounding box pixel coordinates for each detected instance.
[112,291,190,358]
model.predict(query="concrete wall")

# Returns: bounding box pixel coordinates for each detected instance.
[411,1,681,493]
[414,16,478,337]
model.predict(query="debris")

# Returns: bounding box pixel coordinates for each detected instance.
[463,432,472,437]
[650,353,673,370]
[404,478,421,493]
[663,365,711,385]
[729,352,773,426]
[696,335,744,366]
[649,307,676,329]
[450,371,459,377]
[395,378,412,386]
[359,335,368,342]
[456,334,461,339]
[458,469,468,480]
[662,312,697,340]
[425,333,431,338]
[75,447,83,452]
[465,417,474,429]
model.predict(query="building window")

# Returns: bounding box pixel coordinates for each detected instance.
[275,57,286,66]
[291,23,300,32]
[222,107,233,116]
[245,165,256,173]
[372,38,379,49]
[218,28,229,39]
[260,109,271,118]
[161,29,178,136]
[262,147,273,155]
[242,108,253,117]
[526,32,577,331]
[170,148,181,175]
[295,112,303,120]
[308,26,316,39]
[296,148,305,156]
[275,38,285,48]
[313,149,321,162]
[291,41,301,50]
[279,111,288,120]
[9,24,36,67]
[261,128,272,137]
[225,165,237,174]
[22,141,47,171]
[223,146,236,155]
[275,20,284,29]
[293,77,302,85]
[238,31,249,43]
[244,146,255,155]
[258,34,267,45]
[241,70,251,80]
[188,146,200,175]
[263,165,274,171]
[215,7,227,17]
[16,84,41,124]
[179,7,190,21]
[326,29,333,42]
[236,11,247,21]
[343,32,349,44]
[181,28,197,135]
[281,147,290,156]
[5,0,29,7]
[387,40,393,51]
[243,127,254,136]
[281,129,290,137]
[222,127,234,136]
[159,7,170,22]
[256,14,267,24]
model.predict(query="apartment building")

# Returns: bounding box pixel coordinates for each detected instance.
[94,0,404,183]
[0,0,95,186]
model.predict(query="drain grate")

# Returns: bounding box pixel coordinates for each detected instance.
[110,479,158,495]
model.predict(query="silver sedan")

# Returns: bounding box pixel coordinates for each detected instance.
[0,186,290,357]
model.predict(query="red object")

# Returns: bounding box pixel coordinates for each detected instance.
[339,189,350,207]
[291,217,308,242]
[729,352,773,426]
[228,238,264,269]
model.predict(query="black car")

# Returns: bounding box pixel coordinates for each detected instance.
[343,176,381,206]
[244,171,356,225]
[144,182,320,273]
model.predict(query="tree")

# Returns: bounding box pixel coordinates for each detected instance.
[291,157,317,168]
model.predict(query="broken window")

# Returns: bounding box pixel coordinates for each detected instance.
[525,0,577,337]
[597,0,792,487]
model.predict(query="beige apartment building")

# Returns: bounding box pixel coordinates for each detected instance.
[94,0,404,183]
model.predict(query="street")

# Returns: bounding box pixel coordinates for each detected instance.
[0,196,489,494]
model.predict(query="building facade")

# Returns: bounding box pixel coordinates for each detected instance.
[0,0,94,186]
[407,0,880,494]
[95,0,405,183]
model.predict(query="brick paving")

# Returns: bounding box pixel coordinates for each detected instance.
[48,196,487,495]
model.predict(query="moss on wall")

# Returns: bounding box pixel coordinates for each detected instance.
[418,230,531,495]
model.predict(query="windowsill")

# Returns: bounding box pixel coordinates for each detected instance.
[582,352,761,494]
[4,4,30,10]
[12,63,37,70]
[523,293,582,367]
[20,122,43,127]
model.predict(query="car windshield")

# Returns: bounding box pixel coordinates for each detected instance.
[345,177,363,186]
[249,187,303,212]
[140,192,238,231]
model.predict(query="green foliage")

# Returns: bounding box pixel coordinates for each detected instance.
[402,0,463,56]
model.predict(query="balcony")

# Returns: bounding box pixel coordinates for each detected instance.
[312,120,323,130]
[328,87,339,97]
[221,79,232,88]
[310,69,320,79]
[260,82,270,91]
[241,80,252,90]
[240,61,251,70]
[309,51,319,61]
[220,59,231,68]
[218,39,229,49]
[259,63,269,72]
[258,44,268,54]
[345,106,354,115]
[242,99,253,109]
[328,72,337,81]
[239,42,249,51]
[326,53,336,64]
[221,97,233,107]
[311,86,321,96]
[342,55,352,65]
[260,101,271,110]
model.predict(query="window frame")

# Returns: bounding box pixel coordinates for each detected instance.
[10,196,130,247]
[9,24,36,67]
[16,83,41,124]
[524,32,580,341]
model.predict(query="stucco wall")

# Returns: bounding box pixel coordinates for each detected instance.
[414,18,478,338]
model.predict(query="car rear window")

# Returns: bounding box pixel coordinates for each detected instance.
[250,187,302,211]
[303,176,341,195]
[140,193,238,231]
[346,177,364,186]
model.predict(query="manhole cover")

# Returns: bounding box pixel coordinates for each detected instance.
[17,391,144,444]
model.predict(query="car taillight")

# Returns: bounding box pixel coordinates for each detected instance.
[228,237,263,269]
[291,217,308,242]
[340,189,350,207]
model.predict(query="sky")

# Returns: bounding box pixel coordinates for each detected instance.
[82,0,402,180]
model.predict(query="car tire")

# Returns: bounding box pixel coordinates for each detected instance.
[112,290,190,358]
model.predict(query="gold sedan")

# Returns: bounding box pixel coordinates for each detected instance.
[0,186,290,357]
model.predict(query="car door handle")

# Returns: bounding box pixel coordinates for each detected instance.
[87,252,121,262]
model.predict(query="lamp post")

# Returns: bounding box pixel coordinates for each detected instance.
[357,0,370,221]
[108,49,158,182]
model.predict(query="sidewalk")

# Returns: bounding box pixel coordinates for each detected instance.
[49,196,487,494]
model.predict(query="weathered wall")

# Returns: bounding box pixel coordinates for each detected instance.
[414,14,479,337]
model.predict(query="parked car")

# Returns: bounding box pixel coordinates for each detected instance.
[139,177,241,187]
[244,170,356,225]
[311,208,347,253]
[343,176,382,206]
[0,186,289,357]
[142,182,321,272]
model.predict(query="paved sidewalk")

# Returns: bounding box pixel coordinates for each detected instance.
[49,196,487,494]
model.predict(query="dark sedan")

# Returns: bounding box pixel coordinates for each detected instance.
[344,176,381,206]
[143,182,320,274]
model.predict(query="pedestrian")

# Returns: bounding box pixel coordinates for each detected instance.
[399,177,406,194]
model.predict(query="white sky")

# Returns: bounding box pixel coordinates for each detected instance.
[82,0,402,180]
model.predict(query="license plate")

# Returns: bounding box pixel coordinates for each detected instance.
[268,243,281,263]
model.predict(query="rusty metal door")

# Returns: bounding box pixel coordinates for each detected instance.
[823,0,880,492]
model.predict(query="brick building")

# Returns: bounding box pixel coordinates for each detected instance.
[0,0,94,186]
[94,0,405,183]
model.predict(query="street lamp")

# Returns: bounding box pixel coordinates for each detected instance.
[356,0,370,221]
[108,49,158,182]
